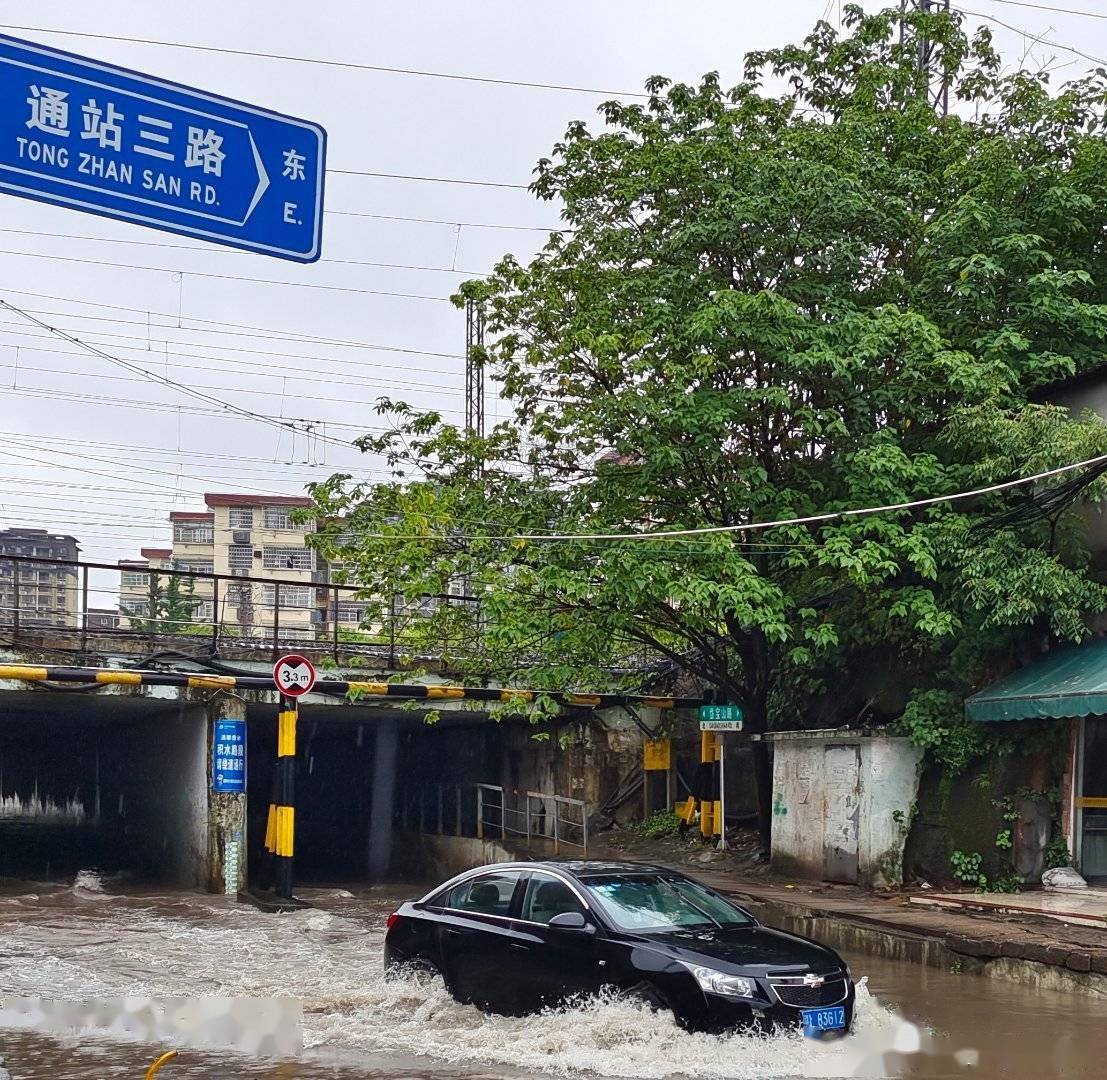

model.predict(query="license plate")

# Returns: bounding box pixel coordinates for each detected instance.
[801,1006,846,1032]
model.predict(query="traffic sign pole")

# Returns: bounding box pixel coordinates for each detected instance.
[273,693,298,900]
[264,656,314,902]
[718,732,727,852]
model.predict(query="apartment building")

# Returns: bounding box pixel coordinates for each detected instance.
[118,547,171,626]
[0,527,79,629]
[114,494,363,641]
[206,494,320,640]
[170,511,215,626]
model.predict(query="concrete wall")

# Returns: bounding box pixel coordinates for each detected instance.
[767,732,924,888]
[392,832,515,882]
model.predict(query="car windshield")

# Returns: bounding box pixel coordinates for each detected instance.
[582,874,755,932]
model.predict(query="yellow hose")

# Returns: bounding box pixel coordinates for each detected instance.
[144,1050,179,1078]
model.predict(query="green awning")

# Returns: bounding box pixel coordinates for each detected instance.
[966,638,1107,722]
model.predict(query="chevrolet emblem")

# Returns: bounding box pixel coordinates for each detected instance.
[802,973,825,988]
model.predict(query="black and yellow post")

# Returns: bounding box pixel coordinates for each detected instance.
[273,694,297,899]
[245,694,307,911]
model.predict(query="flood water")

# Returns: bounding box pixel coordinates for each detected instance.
[0,874,1104,1079]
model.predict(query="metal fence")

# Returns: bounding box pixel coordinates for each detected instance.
[0,554,478,664]
[399,782,588,857]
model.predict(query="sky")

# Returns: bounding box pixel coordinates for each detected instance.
[0,0,1104,609]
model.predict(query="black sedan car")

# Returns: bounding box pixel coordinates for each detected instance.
[385,861,854,1035]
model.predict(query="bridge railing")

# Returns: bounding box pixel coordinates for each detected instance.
[0,554,478,665]
[399,782,589,857]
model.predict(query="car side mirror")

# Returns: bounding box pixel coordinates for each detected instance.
[548,911,590,931]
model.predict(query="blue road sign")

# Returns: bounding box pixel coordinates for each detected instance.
[0,34,325,261]
[213,718,247,794]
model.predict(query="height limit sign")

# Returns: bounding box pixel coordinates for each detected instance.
[274,654,316,698]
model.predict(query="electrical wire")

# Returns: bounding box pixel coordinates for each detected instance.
[0,288,468,363]
[0,225,487,278]
[0,431,376,477]
[326,208,564,233]
[0,322,466,389]
[0,248,453,303]
[328,451,1107,543]
[0,297,358,448]
[0,23,648,99]
[0,347,468,416]
[972,0,1107,21]
[956,6,1107,65]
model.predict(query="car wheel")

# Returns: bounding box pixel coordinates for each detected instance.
[388,955,443,987]
[624,981,674,1016]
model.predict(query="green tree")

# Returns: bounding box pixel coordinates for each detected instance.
[311,6,1107,851]
[128,572,200,636]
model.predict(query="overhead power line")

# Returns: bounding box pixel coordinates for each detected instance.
[345,452,1107,543]
[0,225,487,278]
[974,0,1107,21]
[0,288,467,363]
[326,208,564,233]
[0,298,356,448]
[0,23,648,98]
[0,248,453,303]
[957,6,1107,65]
[328,169,529,190]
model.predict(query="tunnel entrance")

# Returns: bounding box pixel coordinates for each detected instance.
[246,703,382,885]
[0,690,208,884]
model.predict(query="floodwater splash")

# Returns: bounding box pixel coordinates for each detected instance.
[0,880,946,1078]
[0,792,86,823]
[307,970,920,1079]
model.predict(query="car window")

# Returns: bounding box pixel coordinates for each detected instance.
[445,871,521,916]
[520,874,584,924]
[582,874,754,932]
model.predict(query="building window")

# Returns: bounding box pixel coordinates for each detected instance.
[261,584,313,609]
[120,599,149,616]
[229,507,254,528]
[172,559,214,575]
[281,628,314,641]
[173,524,214,544]
[120,571,149,587]
[262,546,313,571]
[264,507,310,531]
[336,602,368,624]
[228,545,254,570]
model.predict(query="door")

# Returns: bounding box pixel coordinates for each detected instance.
[510,872,605,1010]
[437,870,524,1011]
[823,744,860,884]
[1078,717,1107,881]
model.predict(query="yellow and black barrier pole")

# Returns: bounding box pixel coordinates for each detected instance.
[273,694,297,900]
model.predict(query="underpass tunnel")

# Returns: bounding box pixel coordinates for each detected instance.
[245,702,393,885]
[0,690,208,884]
[243,704,508,886]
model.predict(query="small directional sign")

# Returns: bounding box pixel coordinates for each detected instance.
[273,654,316,697]
[0,33,325,261]
[699,704,744,731]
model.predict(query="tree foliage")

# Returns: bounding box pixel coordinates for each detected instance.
[311,5,1107,847]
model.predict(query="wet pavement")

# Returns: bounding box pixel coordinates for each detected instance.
[1,873,1105,1078]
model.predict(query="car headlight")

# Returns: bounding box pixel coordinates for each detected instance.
[686,964,758,999]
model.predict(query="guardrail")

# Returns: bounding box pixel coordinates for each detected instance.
[0,554,477,665]
[400,782,588,856]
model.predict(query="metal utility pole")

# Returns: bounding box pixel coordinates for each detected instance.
[464,299,485,440]
[901,0,951,117]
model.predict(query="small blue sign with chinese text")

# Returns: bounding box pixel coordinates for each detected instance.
[0,34,325,261]
[213,718,247,793]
